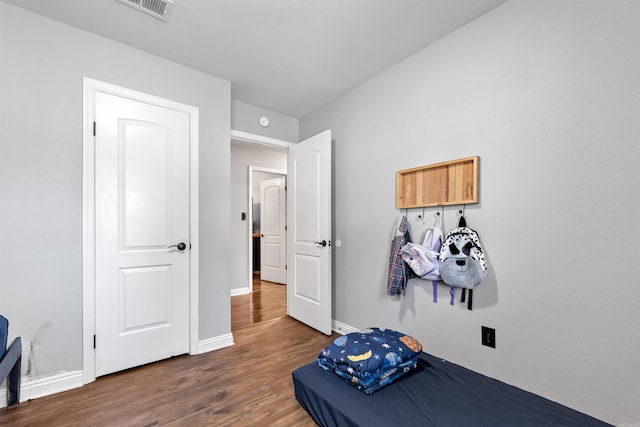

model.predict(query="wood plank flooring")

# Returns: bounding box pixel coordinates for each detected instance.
[0,279,336,426]
[231,277,287,331]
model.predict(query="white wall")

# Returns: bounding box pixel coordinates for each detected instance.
[301,0,640,424]
[231,99,299,142]
[230,143,287,293]
[0,3,231,376]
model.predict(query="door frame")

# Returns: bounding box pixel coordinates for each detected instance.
[248,167,286,292]
[231,130,294,295]
[82,77,200,384]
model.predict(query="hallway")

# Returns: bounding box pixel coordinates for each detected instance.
[231,275,287,330]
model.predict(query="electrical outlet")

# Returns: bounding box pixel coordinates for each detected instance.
[241,212,247,221]
[482,326,496,348]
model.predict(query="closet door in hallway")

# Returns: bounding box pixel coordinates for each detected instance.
[260,176,286,284]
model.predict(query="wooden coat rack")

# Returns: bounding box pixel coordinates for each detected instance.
[396,156,479,208]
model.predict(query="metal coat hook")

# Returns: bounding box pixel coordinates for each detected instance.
[417,207,426,221]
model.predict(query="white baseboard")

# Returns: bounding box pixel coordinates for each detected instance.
[0,370,83,408]
[230,287,250,296]
[198,333,235,354]
[332,320,359,335]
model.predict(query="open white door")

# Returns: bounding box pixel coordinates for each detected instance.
[287,130,332,335]
[260,176,287,284]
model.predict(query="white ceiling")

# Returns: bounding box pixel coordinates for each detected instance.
[3,0,507,117]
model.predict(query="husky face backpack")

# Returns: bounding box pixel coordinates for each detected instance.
[439,216,487,309]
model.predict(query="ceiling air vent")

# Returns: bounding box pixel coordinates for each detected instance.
[115,0,174,22]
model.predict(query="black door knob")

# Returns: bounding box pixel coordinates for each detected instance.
[314,240,327,247]
[169,242,187,251]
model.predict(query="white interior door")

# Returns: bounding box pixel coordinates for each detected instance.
[260,176,286,284]
[287,130,332,335]
[94,91,190,376]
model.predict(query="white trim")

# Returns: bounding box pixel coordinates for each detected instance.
[0,371,83,408]
[188,95,200,358]
[82,77,99,384]
[231,287,250,296]
[198,333,235,354]
[230,129,295,149]
[332,320,359,335]
[82,77,200,384]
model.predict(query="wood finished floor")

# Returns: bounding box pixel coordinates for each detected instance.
[231,277,287,331]
[0,277,336,426]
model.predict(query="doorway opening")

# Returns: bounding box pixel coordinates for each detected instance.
[230,129,333,335]
[230,131,293,331]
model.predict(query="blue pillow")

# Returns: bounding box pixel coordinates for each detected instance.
[317,327,424,393]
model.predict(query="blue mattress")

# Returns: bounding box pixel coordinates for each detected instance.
[293,352,611,427]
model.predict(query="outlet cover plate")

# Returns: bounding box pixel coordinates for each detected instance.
[482,326,496,348]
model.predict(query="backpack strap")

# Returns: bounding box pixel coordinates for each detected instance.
[458,215,475,310]
[459,288,474,310]
[429,214,443,304]
[449,287,455,305]
[434,213,442,231]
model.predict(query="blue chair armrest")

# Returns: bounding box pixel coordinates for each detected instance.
[0,337,22,407]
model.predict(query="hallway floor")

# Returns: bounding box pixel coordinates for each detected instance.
[231,274,287,331]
